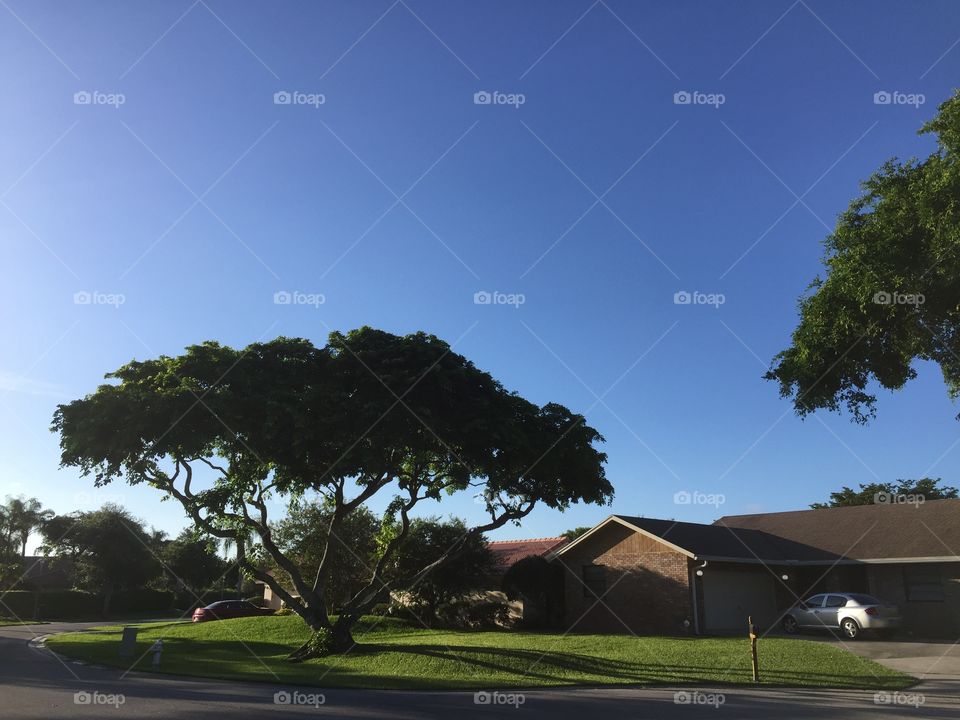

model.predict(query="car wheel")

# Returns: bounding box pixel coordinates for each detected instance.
[782,616,799,634]
[840,617,860,639]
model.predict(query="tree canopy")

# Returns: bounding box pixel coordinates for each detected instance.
[159,528,231,594]
[40,505,160,613]
[766,91,960,421]
[53,327,612,655]
[810,477,958,508]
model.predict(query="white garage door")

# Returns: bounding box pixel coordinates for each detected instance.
[702,570,778,632]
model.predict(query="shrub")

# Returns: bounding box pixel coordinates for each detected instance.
[436,598,510,629]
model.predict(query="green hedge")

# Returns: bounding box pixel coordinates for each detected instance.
[1,590,100,620]
[111,589,175,613]
[1,589,175,620]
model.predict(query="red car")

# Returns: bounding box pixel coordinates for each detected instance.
[192,600,274,622]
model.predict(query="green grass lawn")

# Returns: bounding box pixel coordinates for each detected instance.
[45,615,913,691]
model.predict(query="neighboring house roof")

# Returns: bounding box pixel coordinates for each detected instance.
[612,516,835,563]
[716,498,960,563]
[488,537,568,570]
[556,500,960,565]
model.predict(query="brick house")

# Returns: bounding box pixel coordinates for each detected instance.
[555,499,960,637]
[485,537,567,586]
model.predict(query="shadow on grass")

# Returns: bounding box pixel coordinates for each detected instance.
[337,642,904,689]
[46,630,913,692]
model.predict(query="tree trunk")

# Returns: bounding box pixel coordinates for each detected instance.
[102,587,113,617]
[287,615,356,662]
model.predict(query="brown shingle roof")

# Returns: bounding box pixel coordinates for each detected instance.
[613,516,838,562]
[715,498,960,562]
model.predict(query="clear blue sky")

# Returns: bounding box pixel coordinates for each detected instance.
[2,0,959,547]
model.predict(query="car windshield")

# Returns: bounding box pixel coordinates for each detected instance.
[846,594,882,605]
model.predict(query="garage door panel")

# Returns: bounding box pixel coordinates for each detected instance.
[703,570,778,632]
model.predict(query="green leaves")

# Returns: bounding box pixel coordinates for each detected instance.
[56,327,611,513]
[768,91,960,421]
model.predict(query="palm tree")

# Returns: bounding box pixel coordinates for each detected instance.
[3,497,54,557]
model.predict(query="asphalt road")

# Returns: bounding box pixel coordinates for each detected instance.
[1,622,958,719]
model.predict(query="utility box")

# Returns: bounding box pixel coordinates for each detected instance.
[119,627,138,658]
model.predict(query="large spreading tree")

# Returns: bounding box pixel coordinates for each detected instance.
[54,327,611,657]
[767,91,960,420]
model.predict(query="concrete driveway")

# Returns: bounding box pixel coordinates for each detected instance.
[822,636,960,683]
[2,622,959,719]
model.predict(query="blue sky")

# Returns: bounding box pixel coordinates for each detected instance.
[2,0,959,547]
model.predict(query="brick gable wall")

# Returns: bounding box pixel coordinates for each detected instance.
[557,521,693,635]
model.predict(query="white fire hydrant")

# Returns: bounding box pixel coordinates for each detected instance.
[149,639,163,668]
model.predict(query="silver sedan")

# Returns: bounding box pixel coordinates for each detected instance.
[781,592,901,639]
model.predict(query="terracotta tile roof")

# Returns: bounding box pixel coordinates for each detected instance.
[487,537,568,570]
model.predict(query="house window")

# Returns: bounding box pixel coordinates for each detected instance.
[582,565,605,599]
[904,566,944,602]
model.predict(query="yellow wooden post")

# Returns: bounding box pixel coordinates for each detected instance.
[748,615,760,683]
